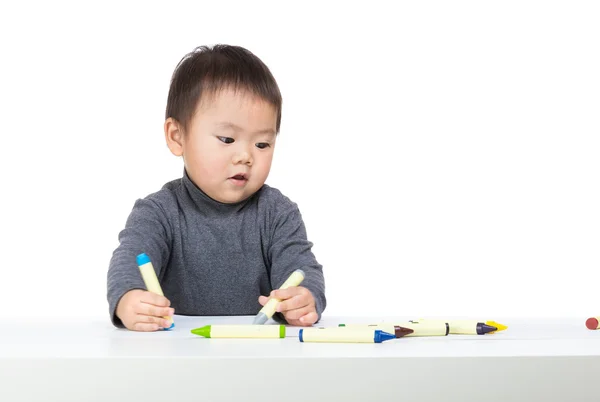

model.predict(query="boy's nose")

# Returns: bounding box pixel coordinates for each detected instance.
[232,150,252,166]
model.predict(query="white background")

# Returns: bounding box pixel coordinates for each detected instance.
[0,1,598,321]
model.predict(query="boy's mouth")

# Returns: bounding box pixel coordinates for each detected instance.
[229,173,249,186]
[230,173,248,180]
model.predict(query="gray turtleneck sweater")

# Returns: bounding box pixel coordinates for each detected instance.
[106,171,326,328]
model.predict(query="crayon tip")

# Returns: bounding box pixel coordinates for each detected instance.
[190,325,211,338]
[586,317,599,330]
[136,253,151,266]
[486,321,507,332]
[394,326,414,338]
[253,313,268,325]
[477,323,498,335]
[375,330,396,343]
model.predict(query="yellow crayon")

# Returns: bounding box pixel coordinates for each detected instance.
[414,319,503,335]
[136,253,174,329]
[487,320,508,333]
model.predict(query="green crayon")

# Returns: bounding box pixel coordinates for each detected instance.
[191,324,285,339]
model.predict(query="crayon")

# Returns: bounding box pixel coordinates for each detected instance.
[253,269,305,325]
[136,253,174,330]
[338,324,413,338]
[585,316,600,330]
[191,325,285,338]
[339,321,449,337]
[486,321,508,333]
[416,319,498,335]
[299,327,396,343]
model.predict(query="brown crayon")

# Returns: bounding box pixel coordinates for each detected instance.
[339,324,414,338]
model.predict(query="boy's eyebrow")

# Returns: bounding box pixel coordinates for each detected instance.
[216,122,275,136]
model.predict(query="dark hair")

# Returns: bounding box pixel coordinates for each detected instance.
[165,44,282,133]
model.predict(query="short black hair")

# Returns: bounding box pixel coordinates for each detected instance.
[165,44,282,133]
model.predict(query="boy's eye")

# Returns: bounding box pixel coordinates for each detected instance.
[256,143,270,149]
[218,136,234,144]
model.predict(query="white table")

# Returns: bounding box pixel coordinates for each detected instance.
[1,315,599,402]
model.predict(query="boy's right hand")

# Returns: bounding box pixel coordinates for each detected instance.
[116,289,174,332]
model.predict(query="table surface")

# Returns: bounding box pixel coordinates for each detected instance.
[2,315,599,359]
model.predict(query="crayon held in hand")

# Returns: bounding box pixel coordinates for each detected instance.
[253,269,305,325]
[136,253,174,330]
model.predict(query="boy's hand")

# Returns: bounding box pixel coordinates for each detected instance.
[258,286,318,326]
[116,289,174,332]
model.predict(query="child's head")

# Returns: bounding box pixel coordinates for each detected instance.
[164,44,282,204]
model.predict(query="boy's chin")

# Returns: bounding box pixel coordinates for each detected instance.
[219,190,255,204]
[213,180,265,203]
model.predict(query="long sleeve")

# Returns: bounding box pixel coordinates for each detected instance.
[268,205,326,321]
[106,197,172,328]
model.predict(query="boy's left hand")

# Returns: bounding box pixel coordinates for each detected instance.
[258,286,317,326]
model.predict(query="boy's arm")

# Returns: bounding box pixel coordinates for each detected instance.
[107,197,172,328]
[268,206,326,321]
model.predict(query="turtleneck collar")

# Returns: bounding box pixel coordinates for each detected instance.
[181,169,253,216]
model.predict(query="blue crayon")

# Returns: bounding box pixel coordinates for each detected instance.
[136,253,174,330]
[299,327,396,343]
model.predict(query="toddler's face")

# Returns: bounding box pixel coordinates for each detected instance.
[179,88,277,203]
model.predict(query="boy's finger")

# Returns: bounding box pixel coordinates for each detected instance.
[298,311,318,325]
[258,295,269,305]
[132,322,161,332]
[140,291,171,307]
[276,295,307,312]
[136,314,172,329]
[282,305,313,320]
[271,287,301,300]
[135,303,174,318]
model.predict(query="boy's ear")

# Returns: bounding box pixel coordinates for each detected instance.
[165,118,184,156]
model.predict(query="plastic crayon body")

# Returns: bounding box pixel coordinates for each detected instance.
[136,253,174,329]
[339,321,449,337]
[449,320,499,335]
[253,269,305,325]
[418,320,497,335]
[586,316,600,330]
[338,324,413,338]
[191,325,285,338]
[299,327,396,343]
